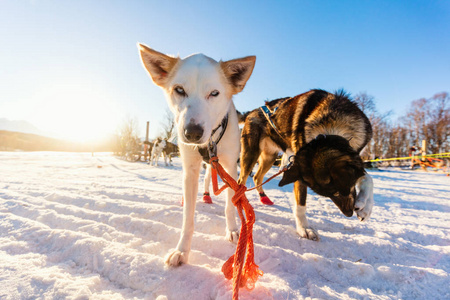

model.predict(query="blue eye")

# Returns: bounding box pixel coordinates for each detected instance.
[210,90,220,97]
[174,86,186,96]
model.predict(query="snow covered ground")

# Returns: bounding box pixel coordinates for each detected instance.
[1,152,449,300]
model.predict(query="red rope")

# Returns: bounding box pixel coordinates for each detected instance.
[210,156,263,299]
[247,166,289,192]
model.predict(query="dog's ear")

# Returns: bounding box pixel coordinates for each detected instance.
[279,160,301,187]
[138,43,179,87]
[220,56,256,94]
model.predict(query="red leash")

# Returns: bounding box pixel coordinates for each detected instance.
[247,166,289,192]
[209,156,263,299]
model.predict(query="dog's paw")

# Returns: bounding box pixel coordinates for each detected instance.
[165,250,189,267]
[354,195,373,221]
[297,227,320,241]
[202,193,213,204]
[225,229,239,243]
[354,175,374,222]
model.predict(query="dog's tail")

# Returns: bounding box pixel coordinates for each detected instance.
[236,110,250,124]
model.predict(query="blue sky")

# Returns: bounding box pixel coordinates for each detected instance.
[1,0,449,141]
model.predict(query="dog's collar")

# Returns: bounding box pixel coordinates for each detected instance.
[260,105,285,141]
[198,114,229,164]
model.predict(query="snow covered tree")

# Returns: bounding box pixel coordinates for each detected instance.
[117,116,141,156]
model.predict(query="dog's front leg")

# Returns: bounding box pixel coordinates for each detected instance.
[221,158,239,243]
[354,174,374,221]
[202,164,213,204]
[165,151,202,266]
[293,181,319,241]
[203,164,211,194]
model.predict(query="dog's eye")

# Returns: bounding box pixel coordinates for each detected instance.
[174,86,187,96]
[209,90,220,97]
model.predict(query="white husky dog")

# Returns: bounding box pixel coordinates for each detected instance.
[138,44,256,266]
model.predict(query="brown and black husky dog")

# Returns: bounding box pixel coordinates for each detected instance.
[238,89,374,241]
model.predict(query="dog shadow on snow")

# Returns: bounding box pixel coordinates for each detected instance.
[109,160,182,187]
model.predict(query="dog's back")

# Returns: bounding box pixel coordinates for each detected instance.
[258,89,372,153]
[302,90,372,152]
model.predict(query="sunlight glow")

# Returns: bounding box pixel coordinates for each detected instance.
[29,82,121,142]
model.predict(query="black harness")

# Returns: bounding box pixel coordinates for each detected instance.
[198,114,229,163]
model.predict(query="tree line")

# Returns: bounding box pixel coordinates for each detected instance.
[116,109,176,156]
[117,92,449,162]
[354,91,449,160]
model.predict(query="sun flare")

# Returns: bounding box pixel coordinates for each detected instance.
[30,83,121,142]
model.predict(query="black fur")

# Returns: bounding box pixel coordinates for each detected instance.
[239,89,372,218]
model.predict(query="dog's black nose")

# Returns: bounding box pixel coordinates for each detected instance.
[184,123,204,143]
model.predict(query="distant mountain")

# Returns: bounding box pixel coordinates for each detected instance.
[0,130,118,152]
[0,118,48,136]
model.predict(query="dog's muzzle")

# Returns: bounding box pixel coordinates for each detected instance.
[184,123,204,143]
[330,189,356,217]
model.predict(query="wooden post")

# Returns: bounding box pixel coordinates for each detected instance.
[144,121,150,161]
[420,140,427,170]
[421,140,427,160]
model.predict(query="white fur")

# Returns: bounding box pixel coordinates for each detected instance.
[139,44,255,266]
[293,204,319,241]
[166,106,241,266]
[279,149,294,171]
[203,163,212,193]
[355,174,374,221]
